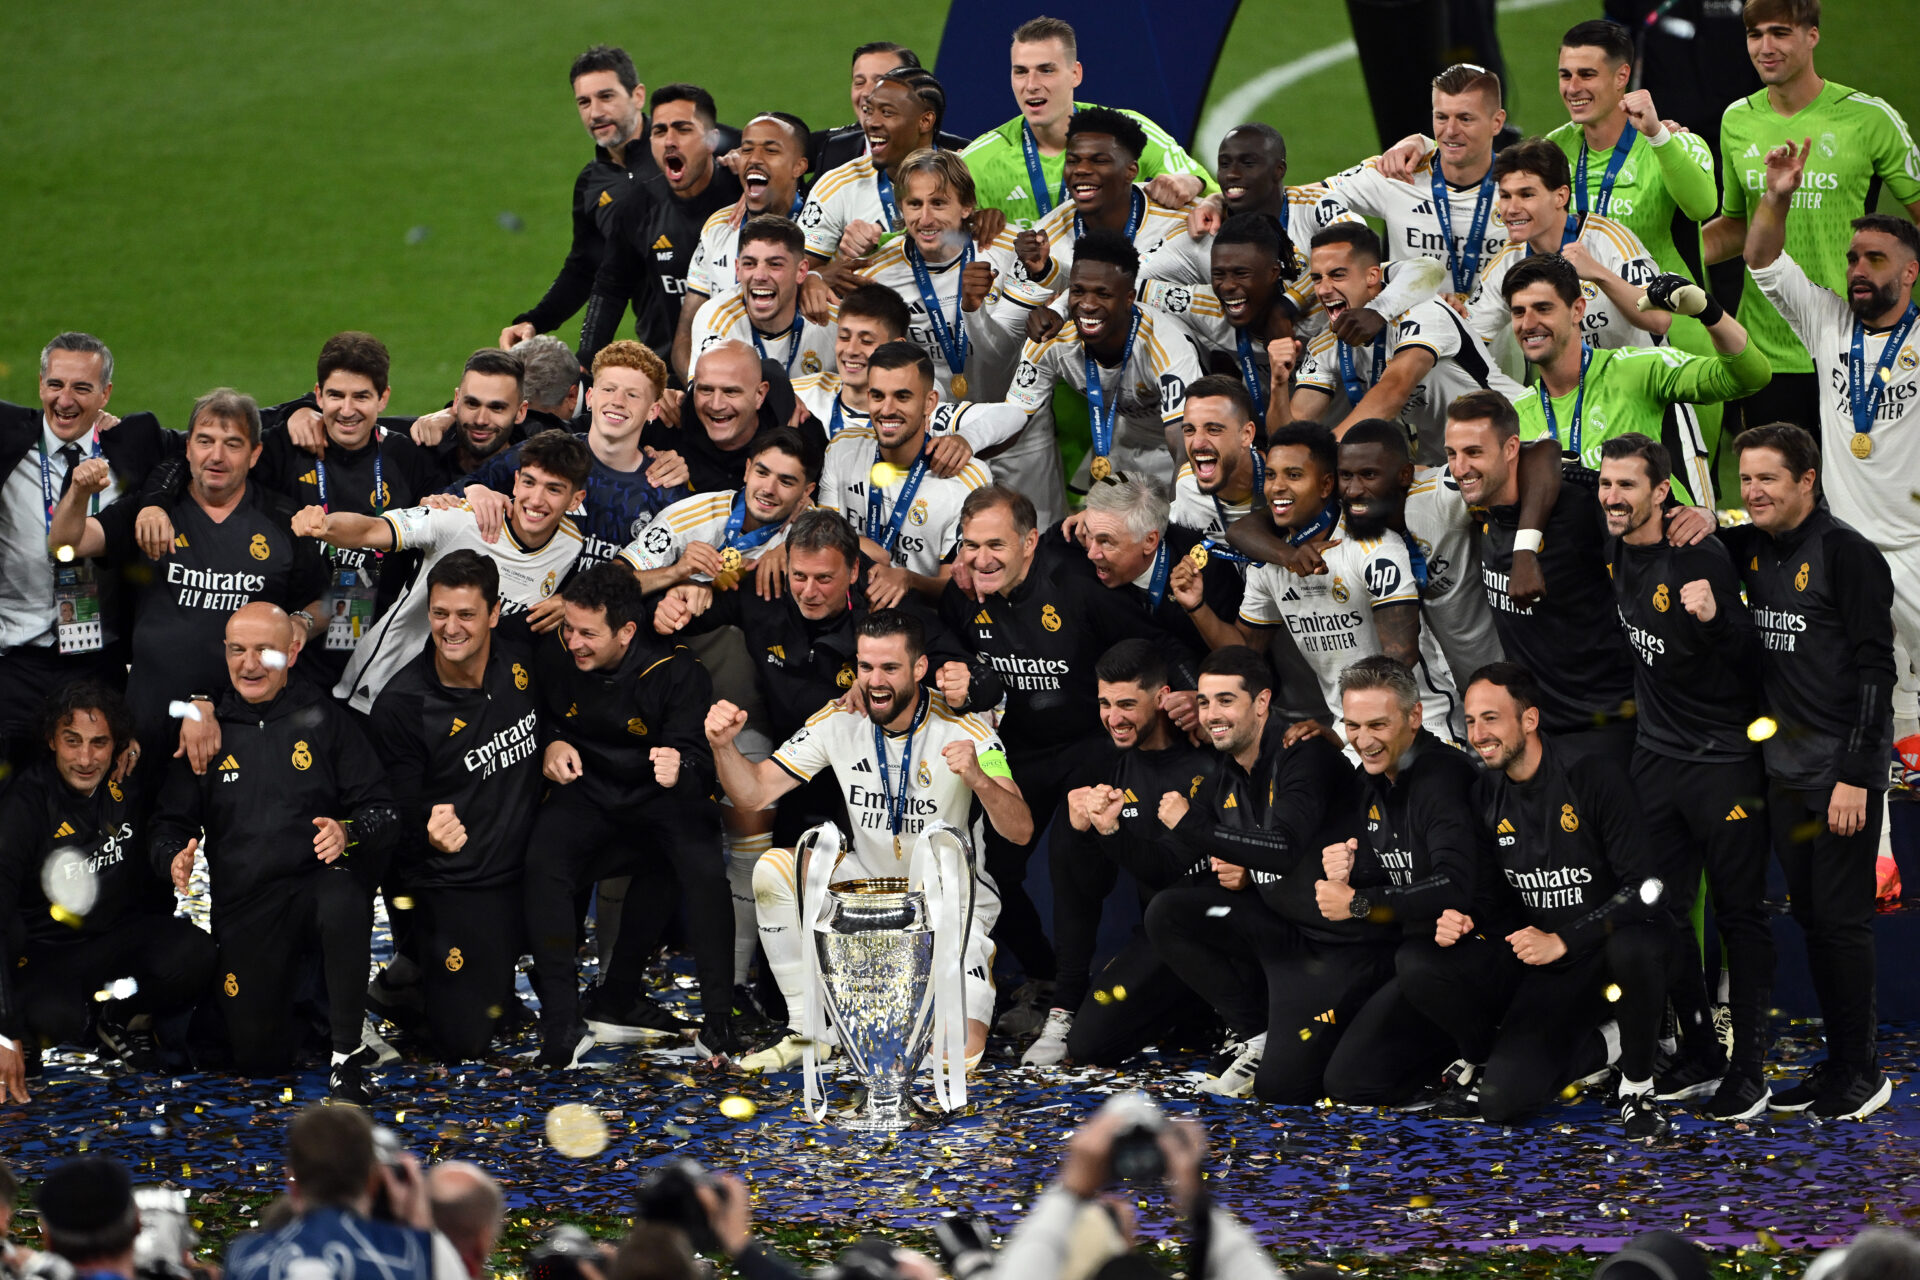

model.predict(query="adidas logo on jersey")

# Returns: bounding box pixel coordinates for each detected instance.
[449,718,467,736]
[1123,789,1139,803]
[1726,804,1749,821]
[851,758,873,773]
[597,190,613,207]
[52,821,75,839]
[1281,587,1301,601]
[299,469,318,485]
[1496,818,1515,835]
[973,609,992,624]
[1223,793,1238,808]
[1008,185,1029,202]
[652,234,673,251]
[174,533,190,549]
[1312,1009,1336,1024]
[1745,143,1762,158]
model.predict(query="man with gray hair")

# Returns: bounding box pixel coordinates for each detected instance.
[0,333,177,770]
[1080,475,1241,669]
[427,1163,504,1280]
[512,335,583,430]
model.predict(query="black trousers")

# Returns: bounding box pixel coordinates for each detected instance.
[1633,749,1774,1069]
[987,743,1091,982]
[1145,883,1395,1104]
[214,867,371,1072]
[1062,925,1201,1067]
[1770,781,1883,1070]
[523,787,730,1037]
[1729,371,1820,437]
[412,884,523,1062]
[1397,922,1669,1123]
[14,913,215,1047]
[0,644,117,775]
[1049,820,1201,1011]
[1322,973,1459,1106]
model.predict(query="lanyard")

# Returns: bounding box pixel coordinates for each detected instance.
[314,435,385,514]
[873,694,931,838]
[1525,214,1583,257]
[1210,446,1266,535]
[1399,530,1430,590]
[723,489,786,553]
[1575,124,1636,218]
[1021,120,1069,217]
[1288,500,1341,547]
[752,311,807,376]
[1084,307,1143,465]
[1337,329,1389,406]
[875,167,903,230]
[1078,186,1144,244]
[908,239,971,382]
[1431,165,1497,294]
[1537,343,1594,457]
[866,448,931,553]
[38,430,102,531]
[829,398,846,440]
[1200,537,1256,565]
[1142,540,1171,608]
[1850,303,1919,436]
[1235,329,1269,422]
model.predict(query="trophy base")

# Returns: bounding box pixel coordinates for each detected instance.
[833,1086,915,1132]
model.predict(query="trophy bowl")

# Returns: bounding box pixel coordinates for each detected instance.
[813,877,937,1131]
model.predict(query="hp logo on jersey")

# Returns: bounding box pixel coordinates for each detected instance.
[1364,557,1402,597]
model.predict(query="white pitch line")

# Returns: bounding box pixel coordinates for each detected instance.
[1195,0,1578,162]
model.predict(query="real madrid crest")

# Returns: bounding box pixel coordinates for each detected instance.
[1559,803,1579,833]
[512,662,529,691]
[916,760,932,788]
[836,663,855,689]
[627,716,648,736]
[1041,604,1062,631]
[248,533,270,561]
[1795,561,1810,591]
[290,740,313,771]
[1652,583,1669,613]
[1331,576,1350,603]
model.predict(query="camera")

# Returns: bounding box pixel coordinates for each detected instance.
[1104,1092,1167,1183]
[527,1226,603,1280]
[132,1188,197,1280]
[634,1160,720,1254]
[931,1216,995,1280]
[368,1126,407,1223]
[816,1240,903,1280]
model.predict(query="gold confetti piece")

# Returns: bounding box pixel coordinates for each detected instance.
[51,904,85,929]
[1409,1194,1435,1208]
[1110,984,1127,1001]
[281,1088,293,1102]
[719,1096,757,1120]
[871,461,906,489]
[392,896,416,911]
[1747,716,1777,742]
[1604,983,1622,1003]
[545,1103,609,1158]
[1093,989,1112,1005]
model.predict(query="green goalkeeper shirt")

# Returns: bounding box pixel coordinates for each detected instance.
[961,103,1217,227]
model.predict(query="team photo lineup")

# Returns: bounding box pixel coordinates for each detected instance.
[11,0,1920,1226]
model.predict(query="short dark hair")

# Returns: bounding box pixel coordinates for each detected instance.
[1269,422,1338,476]
[748,110,812,152]
[1502,252,1581,306]
[1072,227,1141,280]
[317,331,390,396]
[1492,137,1572,193]
[516,428,593,490]
[1340,417,1413,464]
[1222,122,1286,165]
[1012,16,1077,55]
[1095,638,1169,691]
[837,283,911,338]
[1214,211,1287,264]
[851,41,920,67]
[287,1103,375,1208]
[1744,0,1819,28]
[612,1222,699,1280]
[857,607,926,661]
[1068,107,1149,164]
[570,45,637,93]
[750,424,821,485]
[651,83,716,127]
[1562,18,1635,65]
[876,68,945,134]
[427,547,501,609]
[1466,661,1543,715]
[1432,62,1503,107]
[866,339,934,389]
[1854,213,1920,260]
[562,561,648,633]
[1338,654,1420,714]
[463,347,525,394]
[959,484,1037,539]
[1447,389,1522,440]
[1736,421,1820,478]
[785,506,860,566]
[40,680,132,757]
[740,214,805,257]
[1309,222,1383,266]
[1198,645,1273,699]
[189,387,262,446]
[37,1158,137,1264]
[1599,432,1670,488]
[1184,373,1257,427]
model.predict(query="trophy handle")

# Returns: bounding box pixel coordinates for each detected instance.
[908,821,976,1113]
[794,822,845,1124]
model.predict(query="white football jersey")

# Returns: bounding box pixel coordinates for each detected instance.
[1469,213,1663,380]
[689,286,838,379]
[1169,455,1259,540]
[1320,149,1510,294]
[1139,184,1352,287]
[856,232,1026,400]
[791,372,870,440]
[336,505,582,713]
[686,204,743,299]
[1751,252,1920,553]
[798,155,892,259]
[617,489,791,581]
[818,425,992,577]
[1006,186,1192,305]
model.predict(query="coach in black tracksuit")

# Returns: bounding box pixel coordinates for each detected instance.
[1598,434,1773,1117]
[526,563,732,1063]
[582,162,744,364]
[1718,425,1895,1118]
[369,553,542,1062]
[148,607,397,1078]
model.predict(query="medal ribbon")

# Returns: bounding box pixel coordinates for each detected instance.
[1431,164,1497,294]
[908,239,971,385]
[1337,328,1389,407]
[722,489,786,553]
[1850,303,1919,437]
[1537,343,1594,458]
[751,311,807,377]
[1084,306,1143,468]
[872,694,932,840]
[1021,120,1069,217]
[866,448,932,554]
[1575,124,1637,217]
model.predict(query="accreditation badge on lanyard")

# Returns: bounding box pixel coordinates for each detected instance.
[41,435,104,654]
[317,440,387,651]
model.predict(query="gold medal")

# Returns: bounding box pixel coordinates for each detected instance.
[893,835,905,860]
[1850,432,1874,459]
[949,372,968,399]
[1090,454,1113,482]
[719,546,744,573]
[1187,543,1209,569]
[870,460,905,488]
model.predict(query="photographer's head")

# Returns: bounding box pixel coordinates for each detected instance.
[611,1223,698,1280]
[429,1163,504,1280]
[286,1103,379,1215]
[38,1158,139,1276]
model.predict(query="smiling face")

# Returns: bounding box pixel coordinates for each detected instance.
[857,631,926,729]
[1746,16,1818,86]
[1308,241,1382,321]
[316,370,389,450]
[574,70,644,152]
[186,412,260,505]
[1215,128,1285,215]
[851,50,907,118]
[691,345,769,449]
[1597,454,1667,539]
[452,369,527,461]
[587,361,659,447]
[1444,416,1518,507]
[959,502,1040,597]
[1010,37,1081,133]
[49,707,118,795]
[1082,509,1159,587]
[1342,686,1419,775]
[1211,241,1282,328]
[901,169,974,262]
[562,600,634,671]
[737,117,809,214]
[1739,445,1817,534]
[1496,169,1570,250]
[1098,677,1166,749]
[741,445,812,528]
[861,80,934,169]
[225,607,295,704]
[508,463,580,542]
[866,362,936,456]
[788,544,855,620]
[735,234,806,327]
[1558,44,1629,126]
[1431,87,1505,174]
[1067,259,1135,347]
[834,311,898,394]
[1061,131,1138,219]
[40,349,112,442]
[1182,395,1257,496]
[1196,672,1269,758]
[1265,442,1333,532]
[1844,228,1920,323]
[651,98,714,196]
[1508,279,1584,369]
[1338,440,1412,539]
[428,582,499,667]
[1464,679,1534,774]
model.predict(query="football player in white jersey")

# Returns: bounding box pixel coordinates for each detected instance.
[1141,215,1295,421]
[1145,125,1341,287]
[1469,138,1666,379]
[801,68,944,271]
[792,284,911,440]
[1272,225,1524,465]
[819,343,992,604]
[706,609,1031,1069]
[677,112,814,378]
[292,429,592,713]
[619,429,815,593]
[689,217,837,379]
[1170,375,1263,542]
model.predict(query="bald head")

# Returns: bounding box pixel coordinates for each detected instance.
[429,1163,503,1280]
[690,339,770,449]
[225,603,297,704]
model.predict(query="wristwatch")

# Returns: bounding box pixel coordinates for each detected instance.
[1347,891,1373,920]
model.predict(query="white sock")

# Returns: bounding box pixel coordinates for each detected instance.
[331,1050,351,1067]
[1599,1019,1622,1065]
[727,831,773,983]
[1619,1076,1652,1098]
[752,849,808,1035]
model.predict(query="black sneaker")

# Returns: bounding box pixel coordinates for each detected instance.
[994,980,1055,1038]
[1619,1090,1670,1140]
[1654,1052,1726,1102]
[1769,1060,1839,1112]
[330,1055,374,1104]
[366,969,426,1031]
[1808,1066,1893,1120]
[730,985,780,1040]
[1427,1060,1482,1119]
[1706,1069,1771,1121]
[581,984,691,1044]
[96,1015,159,1071]
[534,1024,595,1069]
[694,1015,748,1061]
